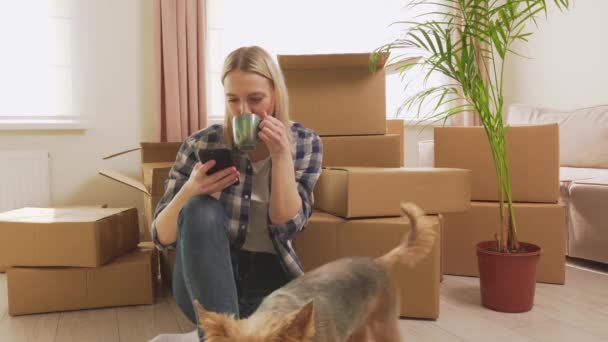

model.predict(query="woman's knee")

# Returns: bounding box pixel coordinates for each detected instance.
[178,194,228,242]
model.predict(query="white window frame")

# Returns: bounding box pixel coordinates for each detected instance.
[0,1,87,131]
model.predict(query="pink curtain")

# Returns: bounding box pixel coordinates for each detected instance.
[449,2,483,127]
[155,0,208,142]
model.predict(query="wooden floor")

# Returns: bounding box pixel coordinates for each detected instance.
[1,260,607,342]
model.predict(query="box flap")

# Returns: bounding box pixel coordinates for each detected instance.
[102,147,141,160]
[0,207,134,223]
[103,143,181,164]
[140,142,182,163]
[142,162,173,195]
[99,169,150,195]
[278,53,387,70]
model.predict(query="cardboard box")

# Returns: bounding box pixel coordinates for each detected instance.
[321,134,401,168]
[314,167,471,218]
[387,119,405,166]
[100,142,181,241]
[0,204,110,273]
[434,124,560,203]
[7,244,158,316]
[0,207,139,269]
[293,211,343,271]
[442,202,566,284]
[294,211,441,319]
[278,53,387,136]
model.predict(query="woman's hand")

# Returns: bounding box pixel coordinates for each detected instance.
[182,161,239,198]
[258,111,290,158]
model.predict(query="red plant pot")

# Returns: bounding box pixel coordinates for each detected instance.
[476,241,542,313]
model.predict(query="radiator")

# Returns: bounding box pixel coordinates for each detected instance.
[0,150,50,212]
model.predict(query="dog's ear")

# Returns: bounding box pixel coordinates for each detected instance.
[279,300,315,340]
[193,299,236,338]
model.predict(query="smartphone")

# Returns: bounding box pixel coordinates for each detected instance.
[198,148,237,176]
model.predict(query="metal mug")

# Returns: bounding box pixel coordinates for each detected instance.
[232,112,262,150]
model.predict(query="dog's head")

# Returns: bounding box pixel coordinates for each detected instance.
[194,300,315,342]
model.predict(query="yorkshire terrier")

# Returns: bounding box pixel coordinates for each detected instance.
[194,202,437,341]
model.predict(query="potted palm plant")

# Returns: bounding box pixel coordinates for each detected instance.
[371,0,570,312]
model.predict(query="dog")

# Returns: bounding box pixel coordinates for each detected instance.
[194,202,437,341]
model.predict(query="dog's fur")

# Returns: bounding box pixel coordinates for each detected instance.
[194,202,437,341]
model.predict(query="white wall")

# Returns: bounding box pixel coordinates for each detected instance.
[0,1,157,224]
[504,1,608,110]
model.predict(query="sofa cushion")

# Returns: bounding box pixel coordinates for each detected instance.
[560,167,608,182]
[507,104,608,168]
[567,181,608,264]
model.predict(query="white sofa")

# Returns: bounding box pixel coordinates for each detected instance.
[418,104,608,264]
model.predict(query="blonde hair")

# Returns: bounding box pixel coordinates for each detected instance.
[221,46,291,147]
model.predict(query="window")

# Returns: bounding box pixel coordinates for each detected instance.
[0,0,82,129]
[206,0,445,123]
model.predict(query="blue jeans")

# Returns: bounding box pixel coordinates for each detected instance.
[172,195,289,335]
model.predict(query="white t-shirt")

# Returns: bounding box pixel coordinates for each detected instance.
[242,156,276,254]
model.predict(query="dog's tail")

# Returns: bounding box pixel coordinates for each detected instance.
[378,202,437,268]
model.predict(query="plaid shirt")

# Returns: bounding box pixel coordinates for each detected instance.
[151,122,323,278]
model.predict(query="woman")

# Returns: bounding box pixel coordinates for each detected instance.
[151,46,323,333]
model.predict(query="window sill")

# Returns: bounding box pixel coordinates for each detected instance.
[0,117,90,131]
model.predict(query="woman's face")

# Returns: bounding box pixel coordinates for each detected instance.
[224,70,275,118]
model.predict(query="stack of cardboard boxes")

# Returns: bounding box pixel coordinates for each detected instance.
[435,124,567,284]
[0,206,157,316]
[278,53,472,319]
[100,143,181,290]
